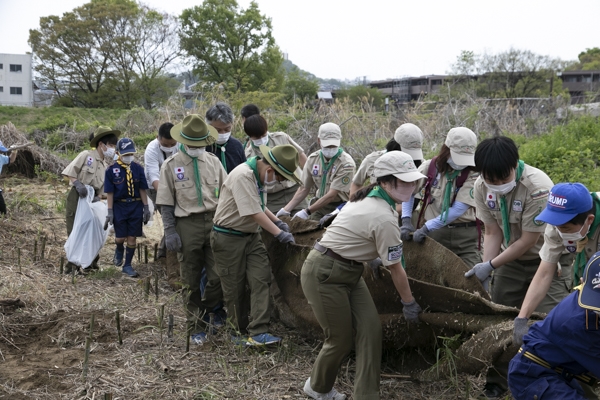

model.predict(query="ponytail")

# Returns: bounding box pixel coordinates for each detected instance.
[350,175,398,202]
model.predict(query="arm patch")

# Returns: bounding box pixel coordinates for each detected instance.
[388,244,403,262]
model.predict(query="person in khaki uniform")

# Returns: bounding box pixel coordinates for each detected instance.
[402,127,481,267]
[211,144,298,346]
[62,126,120,273]
[301,151,424,400]
[242,114,308,213]
[278,122,356,221]
[349,123,424,197]
[155,114,227,345]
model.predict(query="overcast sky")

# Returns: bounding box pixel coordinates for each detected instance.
[1,0,599,81]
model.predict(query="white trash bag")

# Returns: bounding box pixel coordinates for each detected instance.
[64,185,109,268]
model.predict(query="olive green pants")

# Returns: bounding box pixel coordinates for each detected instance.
[301,249,382,400]
[65,186,79,236]
[176,212,222,335]
[210,230,271,336]
[266,184,307,214]
[428,225,481,268]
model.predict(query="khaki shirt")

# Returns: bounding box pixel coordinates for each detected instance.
[319,197,403,266]
[352,150,386,186]
[416,160,479,224]
[156,151,226,217]
[302,150,356,202]
[213,163,266,233]
[62,149,108,195]
[244,132,305,193]
[474,164,553,261]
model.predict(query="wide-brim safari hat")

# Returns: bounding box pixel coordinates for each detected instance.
[170,114,217,147]
[259,144,301,184]
[90,126,121,148]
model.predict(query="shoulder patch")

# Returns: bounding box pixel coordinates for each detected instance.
[388,244,403,262]
[531,189,549,199]
[341,175,350,185]
[533,206,545,226]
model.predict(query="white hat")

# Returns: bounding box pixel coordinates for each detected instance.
[373,151,426,182]
[318,123,342,147]
[394,123,424,161]
[445,127,477,167]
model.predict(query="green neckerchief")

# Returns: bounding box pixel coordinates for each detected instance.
[499,160,525,246]
[573,192,600,282]
[179,144,203,207]
[245,156,265,211]
[250,134,271,155]
[215,142,227,171]
[318,148,343,197]
[440,169,461,223]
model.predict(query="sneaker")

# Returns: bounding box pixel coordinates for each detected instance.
[246,333,282,346]
[122,265,139,278]
[231,335,247,346]
[303,377,346,400]
[113,247,124,267]
[191,332,208,345]
[482,383,507,399]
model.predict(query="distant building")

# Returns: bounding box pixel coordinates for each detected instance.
[560,70,600,104]
[370,75,447,103]
[0,53,33,107]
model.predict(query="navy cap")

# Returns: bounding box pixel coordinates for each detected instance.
[535,183,592,226]
[117,138,136,155]
[578,251,600,312]
[0,141,8,152]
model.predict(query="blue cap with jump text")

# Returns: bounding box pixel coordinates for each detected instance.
[535,183,592,226]
[117,137,136,155]
[578,251,600,311]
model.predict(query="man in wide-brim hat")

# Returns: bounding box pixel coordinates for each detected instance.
[211,144,299,346]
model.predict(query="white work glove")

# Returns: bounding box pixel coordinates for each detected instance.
[276,208,291,218]
[292,209,309,220]
[464,260,495,291]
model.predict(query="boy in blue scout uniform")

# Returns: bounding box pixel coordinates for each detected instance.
[104,138,150,278]
[0,141,18,215]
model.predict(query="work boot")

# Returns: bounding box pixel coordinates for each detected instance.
[90,254,100,270]
[113,247,124,267]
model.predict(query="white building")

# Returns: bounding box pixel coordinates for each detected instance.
[0,53,33,107]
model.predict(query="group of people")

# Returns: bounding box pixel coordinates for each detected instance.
[58,100,599,400]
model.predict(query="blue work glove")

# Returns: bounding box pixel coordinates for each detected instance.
[401,299,422,323]
[513,317,529,346]
[104,209,114,230]
[164,227,182,252]
[143,205,151,224]
[292,209,309,220]
[464,260,495,291]
[400,217,416,241]
[275,230,295,244]
[274,219,290,233]
[368,257,383,279]
[412,225,429,243]
[73,180,88,198]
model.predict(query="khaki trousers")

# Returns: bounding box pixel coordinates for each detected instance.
[210,230,271,336]
[301,249,382,400]
[266,184,307,214]
[175,212,221,335]
[428,225,481,268]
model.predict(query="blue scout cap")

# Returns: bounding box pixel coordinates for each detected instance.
[0,141,8,152]
[117,138,136,155]
[578,251,600,312]
[535,183,592,226]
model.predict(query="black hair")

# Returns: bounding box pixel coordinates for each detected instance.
[158,122,174,139]
[568,206,595,226]
[474,136,519,182]
[385,138,401,152]
[241,104,260,119]
[90,133,118,146]
[259,157,284,179]
[244,115,268,139]
[351,175,398,202]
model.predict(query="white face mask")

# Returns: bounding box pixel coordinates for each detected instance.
[216,132,231,144]
[252,135,269,146]
[263,169,278,189]
[103,146,115,160]
[447,157,466,171]
[185,145,206,158]
[321,147,339,159]
[558,223,590,245]
[386,182,415,203]
[121,155,135,164]
[160,145,177,153]
[484,180,516,196]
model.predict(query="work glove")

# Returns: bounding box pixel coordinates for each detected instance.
[513,317,529,346]
[400,217,416,241]
[368,257,383,279]
[143,205,151,224]
[412,225,430,243]
[164,227,182,252]
[104,209,114,230]
[464,260,495,291]
[92,196,100,203]
[274,230,295,244]
[73,180,88,198]
[318,208,340,229]
[292,209,309,220]
[401,299,422,323]
[276,208,291,218]
[274,219,290,233]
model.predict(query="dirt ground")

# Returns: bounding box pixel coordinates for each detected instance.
[0,176,504,399]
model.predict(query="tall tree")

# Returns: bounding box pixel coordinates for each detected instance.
[567,47,600,71]
[179,0,284,93]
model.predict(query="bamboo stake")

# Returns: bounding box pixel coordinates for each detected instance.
[137,243,141,262]
[17,248,21,273]
[158,304,165,344]
[154,274,159,300]
[154,243,158,261]
[144,245,148,264]
[40,236,46,260]
[89,314,95,340]
[144,277,150,301]
[82,337,91,380]
[115,311,122,345]
[185,322,191,353]
[33,239,37,262]
[167,314,174,340]
[59,256,64,274]
[104,394,113,400]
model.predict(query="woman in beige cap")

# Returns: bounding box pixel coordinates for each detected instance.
[300,151,424,400]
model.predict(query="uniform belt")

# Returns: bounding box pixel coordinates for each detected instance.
[313,241,356,265]
[213,225,251,237]
[518,347,597,385]
[118,198,141,203]
[446,222,477,229]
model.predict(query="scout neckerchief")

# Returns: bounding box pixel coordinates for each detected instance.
[573,193,600,282]
[116,158,134,197]
[245,156,265,211]
[179,144,203,207]
[367,185,407,269]
[215,142,227,171]
[440,169,461,224]
[499,160,525,246]
[318,148,343,197]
